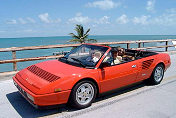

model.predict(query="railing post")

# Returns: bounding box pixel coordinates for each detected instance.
[138,43,141,48]
[143,42,145,47]
[127,43,130,49]
[165,41,168,51]
[12,51,17,71]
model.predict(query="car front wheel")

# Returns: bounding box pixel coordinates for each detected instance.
[69,80,97,109]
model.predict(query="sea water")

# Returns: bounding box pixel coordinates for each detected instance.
[0,35,176,72]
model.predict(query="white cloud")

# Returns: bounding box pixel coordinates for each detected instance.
[26,17,35,23]
[96,16,110,24]
[38,13,50,23]
[68,13,91,24]
[85,0,121,10]
[76,12,82,16]
[166,8,176,14]
[152,13,176,26]
[68,13,111,25]
[15,29,35,33]
[132,15,150,25]
[116,14,129,24]
[6,19,17,24]
[54,18,62,23]
[146,0,155,12]
[38,13,61,23]
[19,18,27,24]
[6,17,36,25]
[92,24,97,28]
[131,9,176,26]
[142,8,176,26]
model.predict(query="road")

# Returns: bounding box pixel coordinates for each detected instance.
[0,54,176,118]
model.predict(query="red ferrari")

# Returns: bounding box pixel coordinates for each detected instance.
[13,44,171,109]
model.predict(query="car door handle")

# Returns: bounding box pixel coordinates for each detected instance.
[132,65,136,68]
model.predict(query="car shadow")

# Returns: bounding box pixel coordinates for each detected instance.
[6,92,67,118]
[95,81,147,102]
[6,81,147,117]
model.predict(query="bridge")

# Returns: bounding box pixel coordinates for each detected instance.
[0,52,176,118]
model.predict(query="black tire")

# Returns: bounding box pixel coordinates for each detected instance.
[69,80,97,109]
[148,64,164,85]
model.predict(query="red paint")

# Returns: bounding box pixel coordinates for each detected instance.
[13,44,171,107]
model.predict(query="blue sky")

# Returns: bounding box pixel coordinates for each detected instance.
[0,0,176,38]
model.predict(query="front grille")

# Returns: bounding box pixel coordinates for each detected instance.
[142,59,154,69]
[27,65,60,82]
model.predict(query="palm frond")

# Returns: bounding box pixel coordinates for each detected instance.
[69,33,80,39]
[80,25,84,38]
[82,34,89,39]
[68,39,81,43]
[84,28,90,36]
[75,24,83,38]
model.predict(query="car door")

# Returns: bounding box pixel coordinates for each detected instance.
[98,51,140,93]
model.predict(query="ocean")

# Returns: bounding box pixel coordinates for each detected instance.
[0,35,176,72]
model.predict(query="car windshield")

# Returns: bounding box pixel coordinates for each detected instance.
[59,44,108,68]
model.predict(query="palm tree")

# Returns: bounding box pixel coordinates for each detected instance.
[68,24,97,43]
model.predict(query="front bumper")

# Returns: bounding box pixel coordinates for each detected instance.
[13,76,71,108]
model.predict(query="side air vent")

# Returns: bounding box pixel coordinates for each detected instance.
[142,59,154,69]
[27,65,60,82]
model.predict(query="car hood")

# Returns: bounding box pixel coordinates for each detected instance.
[34,60,87,77]
[15,60,88,94]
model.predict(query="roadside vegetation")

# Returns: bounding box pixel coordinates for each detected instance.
[68,24,97,44]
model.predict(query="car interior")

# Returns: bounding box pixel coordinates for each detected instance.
[60,45,158,68]
[102,47,158,67]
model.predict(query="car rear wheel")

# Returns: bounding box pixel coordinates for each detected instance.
[69,80,97,109]
[149,64,164,85]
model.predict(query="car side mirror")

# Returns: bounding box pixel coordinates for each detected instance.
[100,62,110,68]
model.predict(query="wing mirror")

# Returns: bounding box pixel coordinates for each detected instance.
[100,62,110,68]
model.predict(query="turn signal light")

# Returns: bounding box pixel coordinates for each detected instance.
[54,88,62,92]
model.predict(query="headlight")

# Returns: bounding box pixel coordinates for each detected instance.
[27,93,34,102]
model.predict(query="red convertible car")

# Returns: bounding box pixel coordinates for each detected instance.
[13,44,171,109]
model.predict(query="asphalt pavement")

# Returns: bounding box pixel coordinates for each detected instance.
[0,54,176,118]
